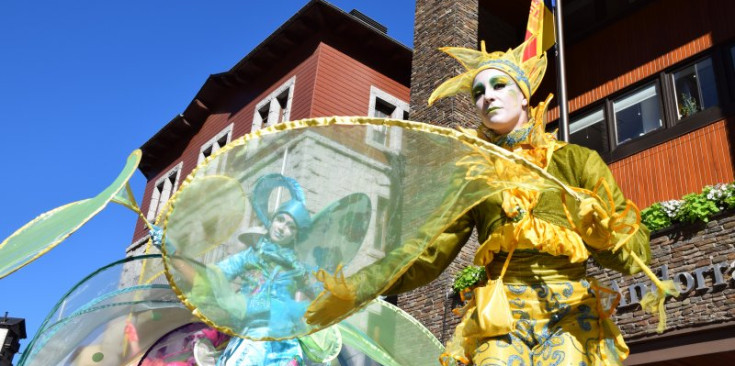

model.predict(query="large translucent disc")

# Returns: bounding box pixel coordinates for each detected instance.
[19,255,196,366]
[164,175,248,257]
[0,150,141,278]
[161,117,563,340]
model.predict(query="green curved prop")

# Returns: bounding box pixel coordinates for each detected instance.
[19,255,196,366]
[0,150,142,278]
[339,299,444,366]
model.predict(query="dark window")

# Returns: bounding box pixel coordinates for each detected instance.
[672,57,719,120]
[258,106,269,126]
[374,98,395,118]
[612,83,663,144]
[569,107,608,154]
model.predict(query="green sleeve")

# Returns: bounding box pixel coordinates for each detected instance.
[579,148,651,275]
[383,211,474,295]
[341,170,478,301]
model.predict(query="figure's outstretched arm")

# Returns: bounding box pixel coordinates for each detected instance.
[305,206,475,327]
[573,150,651,275]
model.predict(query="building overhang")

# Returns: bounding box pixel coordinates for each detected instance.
[138,0,412,180]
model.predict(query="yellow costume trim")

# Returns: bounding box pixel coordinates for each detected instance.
[428,38,547,105]
[451,92,596,342]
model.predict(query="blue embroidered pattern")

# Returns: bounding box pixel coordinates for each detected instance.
[478,59,531,93]
[472,280,622,365]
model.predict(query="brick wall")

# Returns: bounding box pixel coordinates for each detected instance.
[399,209,735,345]
[409,0,479,130]
[400,0,480,343]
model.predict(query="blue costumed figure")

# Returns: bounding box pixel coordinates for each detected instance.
[215,174,323,366]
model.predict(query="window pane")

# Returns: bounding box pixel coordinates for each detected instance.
[374,99,395,118]
[673,57,718,119]
[613,83,662,145]
[371,126,388,145]
[569,107,608,154]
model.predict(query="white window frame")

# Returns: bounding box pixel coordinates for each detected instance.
[146,162,183,222]
[198,123,234,164]
[366,86,408,151]
[252,76,296,131]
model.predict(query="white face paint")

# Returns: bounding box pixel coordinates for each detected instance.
[268,213,297,245]
[472,68,529,135]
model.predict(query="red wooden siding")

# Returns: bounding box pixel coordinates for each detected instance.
[539,0,735,208]
[609,119,735,208]
[132,42,409,243]
[310,43,410,117]
[132,50,321,242]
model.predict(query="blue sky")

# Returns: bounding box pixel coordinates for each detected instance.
[0,0,414,356]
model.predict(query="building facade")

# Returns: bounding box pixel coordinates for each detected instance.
[402,0,735,364]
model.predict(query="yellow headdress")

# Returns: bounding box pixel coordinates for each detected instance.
[428,38,548,106]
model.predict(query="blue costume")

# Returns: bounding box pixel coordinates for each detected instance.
[215,174,321,366]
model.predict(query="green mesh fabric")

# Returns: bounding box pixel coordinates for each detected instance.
[338,299,444,366]
[0,150,142,279]
[19,255,197,366]
[161,117,565,340]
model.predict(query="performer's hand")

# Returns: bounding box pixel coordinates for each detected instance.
[577,197,614,250]
[305,291,356,327]
[305,264,356,326]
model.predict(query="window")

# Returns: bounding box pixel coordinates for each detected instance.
[569,107,608,155]
[367,86,409,150]
[147,162,183,222]
[198,124,233,164]
[672,57,719,120]
[252,76,295,131]
[372,196,389,250]
[612,83,663,144]
[565,51,726,162]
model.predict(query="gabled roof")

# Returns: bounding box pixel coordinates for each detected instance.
[139,0,413,179]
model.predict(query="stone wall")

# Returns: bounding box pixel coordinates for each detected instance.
[589,212,735,340]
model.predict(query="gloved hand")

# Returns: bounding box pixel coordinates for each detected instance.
[563,178,640,253]
[577,197,614,250]
[305,264,356,327]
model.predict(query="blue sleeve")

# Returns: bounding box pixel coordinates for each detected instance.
[217,247,257,280]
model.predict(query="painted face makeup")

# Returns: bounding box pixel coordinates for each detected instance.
[269,213,298,245]
[472,68,529,135]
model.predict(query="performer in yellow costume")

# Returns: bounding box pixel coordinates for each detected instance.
[403,40,649,366]
[305,38,679,366]
[418,40,647,366]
